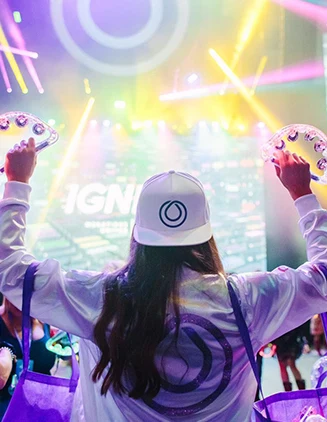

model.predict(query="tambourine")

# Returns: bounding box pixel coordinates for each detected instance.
[0,111,59,173]
[45,330,79,358]
[311,355,327,388]
[261,124,327,184]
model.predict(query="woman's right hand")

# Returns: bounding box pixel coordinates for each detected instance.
[273,151,312,200]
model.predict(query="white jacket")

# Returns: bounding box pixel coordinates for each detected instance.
[0,181,326,421]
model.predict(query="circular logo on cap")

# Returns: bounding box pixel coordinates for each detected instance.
[159,200,187,228]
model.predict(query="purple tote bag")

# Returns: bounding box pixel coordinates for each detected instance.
[227,280,327,422]
[3,262,80,422]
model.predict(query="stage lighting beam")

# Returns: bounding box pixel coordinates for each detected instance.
[210,48,326,199]
[210,48,280,132]
[0,52,12,93]
[0,25,28,93]
[270,0,327,26]
[160,60,323,101]
[250,56,268,95]
[0,3,44,92]
[33,97,95,243]
[220,0,267,95]
[0,45,38,59]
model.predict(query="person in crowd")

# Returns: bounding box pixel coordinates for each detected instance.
[0,295,56,419]
[0,139,326,421]
[273,326,306,391]
[311,314,325,356]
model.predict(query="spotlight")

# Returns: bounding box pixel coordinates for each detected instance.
[6,88,12,93]
[238,123,246,132]
[144,120,152,128]
[199,121,206,128]
[114,101,126,109]
[158,120,166,128]
[89,119,97,126]
[39,88,44,94]
[48,119,56,126]
[13,11,22,23]
[132,121,142,130]
[22,88,28,94]
[257,122,266,129]
[187,73,199,84]
[115,123,122,130]
[103,120,111,127]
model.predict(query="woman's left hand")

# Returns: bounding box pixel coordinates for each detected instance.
[5,137,37,183]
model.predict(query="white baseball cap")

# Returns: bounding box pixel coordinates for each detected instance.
[133,170,213,246]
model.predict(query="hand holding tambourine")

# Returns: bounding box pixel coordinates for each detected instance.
[261,124,327,184]
[0,111,59,174]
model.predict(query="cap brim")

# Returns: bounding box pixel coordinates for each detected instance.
[133,222,213,246]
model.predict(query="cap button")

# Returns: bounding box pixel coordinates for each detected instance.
[168,170,175,174]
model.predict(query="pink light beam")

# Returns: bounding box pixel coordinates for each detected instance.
[0,45,38,59]
[0,3,44,93]
[160,60,323,101]
[0,52,12,92]
[270,0,327,27]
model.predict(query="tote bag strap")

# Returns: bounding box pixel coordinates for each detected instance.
[227,279,271,422]
[22,262,80,389]
[22,261,39,370]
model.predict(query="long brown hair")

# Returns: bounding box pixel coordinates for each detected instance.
[92,236,224,399]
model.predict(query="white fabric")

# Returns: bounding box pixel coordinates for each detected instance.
[0,182,326,421]
[134,170,213,246]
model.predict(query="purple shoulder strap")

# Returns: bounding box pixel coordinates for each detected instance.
[227,279,271,422]
[22,262,79,389]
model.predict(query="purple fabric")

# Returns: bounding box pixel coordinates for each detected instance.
[3,262,79,421]
[228,279,327,421]
[254,388,327,421]
[227,280,271,421]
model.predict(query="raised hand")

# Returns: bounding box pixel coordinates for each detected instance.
[273,151,312,200]
[5,137,37,183]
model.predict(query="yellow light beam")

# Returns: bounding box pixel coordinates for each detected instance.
[0,25,28,93]
[250,55,267,96]
[32,97,95,246]
[84,78,91,94]
[209,48,325,198]
[220,0,267,95]
[210,48,280,131]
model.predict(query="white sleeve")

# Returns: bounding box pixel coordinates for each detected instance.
[229,193,327,352]
[0,181,106,339]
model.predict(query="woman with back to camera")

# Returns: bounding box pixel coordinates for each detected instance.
[0,138,326,421]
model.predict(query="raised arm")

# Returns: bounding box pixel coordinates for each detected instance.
[230,151,327,351]
[0,138,105,338]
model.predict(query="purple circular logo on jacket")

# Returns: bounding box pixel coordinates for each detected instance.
[143,313,233,416]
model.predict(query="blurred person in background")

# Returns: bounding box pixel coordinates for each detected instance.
[311,314,325,356]
[273,325,306,391]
